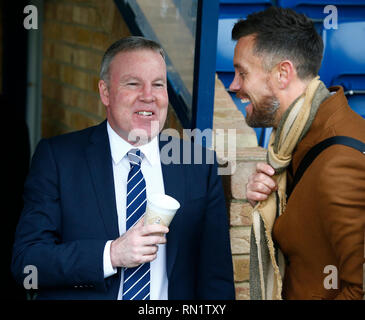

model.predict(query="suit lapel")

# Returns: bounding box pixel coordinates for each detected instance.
[85,121,119,240]
[159,135,185,278]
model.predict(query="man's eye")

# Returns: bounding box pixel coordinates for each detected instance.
[153,83,165,87]
[127,82,138,86]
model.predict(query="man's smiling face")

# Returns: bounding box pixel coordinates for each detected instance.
[229,35,280,128]
[99,49,168,144]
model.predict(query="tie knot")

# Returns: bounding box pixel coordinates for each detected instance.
[127,148,143,167]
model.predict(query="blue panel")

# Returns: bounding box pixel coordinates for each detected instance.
[319,20,365,119]
[277,0,365,20]
[219,2,273,18]
[319,20,365,88]
[259,127,273,149]
[216,19,237,72]
[192,0,220,137]
[279,0,365,5]
[220,0,272,3]
[217,71,235,88]
[347,95,365,118]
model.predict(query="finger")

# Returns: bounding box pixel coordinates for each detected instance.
[256,162,275,176]
[127,253,158,268]
[127,243,157,256]
[141,224,169,236]
[252,173,277,190]
[141,234,167,246]
[249,181,273,195]
[141,253,158,264]
[139,244,159,256]
[246,190,270,202]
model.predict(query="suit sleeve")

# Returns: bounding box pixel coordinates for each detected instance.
[318,147,365,300]
[196,151,235,299]
[11,139,108,291]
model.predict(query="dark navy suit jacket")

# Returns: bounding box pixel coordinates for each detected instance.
[11,121,235,300]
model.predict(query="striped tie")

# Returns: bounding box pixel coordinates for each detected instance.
[122,148,150,300]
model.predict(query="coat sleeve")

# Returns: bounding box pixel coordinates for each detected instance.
[318,146,365,300]
[11,139,108,291]
[195,151,236,299]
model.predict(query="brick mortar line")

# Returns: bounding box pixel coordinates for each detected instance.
[43,34,108,54]
[234,152,267,161]
[42,75,99,96]
[230,225,251,230]
[43,95,104,121]
[44,39,106,55]
[232,254,250,258]
[46,0,98,8]
[43,19,109,36]
[230,199,250,204]
[43,56,100,76]
[42,116,73,133]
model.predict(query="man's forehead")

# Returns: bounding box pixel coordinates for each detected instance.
[234,35,256,55]
[233,35,261,68]
[110,49,166,74]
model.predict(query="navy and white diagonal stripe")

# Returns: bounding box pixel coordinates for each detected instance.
[123,148,150,300]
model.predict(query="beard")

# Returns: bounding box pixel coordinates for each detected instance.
[245,95,280,128]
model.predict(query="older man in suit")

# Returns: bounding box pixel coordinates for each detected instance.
[11,36,235,300]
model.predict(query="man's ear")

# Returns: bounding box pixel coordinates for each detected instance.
[98,80,109,106]
[275,60,295,90]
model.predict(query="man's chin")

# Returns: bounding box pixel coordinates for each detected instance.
[246,117,274,128]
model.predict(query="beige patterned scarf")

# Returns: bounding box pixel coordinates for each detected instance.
[250,76,330,300]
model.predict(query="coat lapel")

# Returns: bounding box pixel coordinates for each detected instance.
[85,121,119,240]
[159,135,185,279]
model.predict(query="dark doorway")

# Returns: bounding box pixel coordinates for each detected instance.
[1,0,30,300]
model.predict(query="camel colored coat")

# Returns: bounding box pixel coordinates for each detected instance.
[273,86,365,300]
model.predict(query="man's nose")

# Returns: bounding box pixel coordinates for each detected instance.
[229,74,240,93]
[140,84,155,102]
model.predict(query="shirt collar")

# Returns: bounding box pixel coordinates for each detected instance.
[107,121,160,166]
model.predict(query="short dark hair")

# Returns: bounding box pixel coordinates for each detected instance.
[232,7,323,79]
[100,36,165,85]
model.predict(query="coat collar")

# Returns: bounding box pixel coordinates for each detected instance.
[292,86,350,173]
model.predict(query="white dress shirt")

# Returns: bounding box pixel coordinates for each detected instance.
[103,122,168,300]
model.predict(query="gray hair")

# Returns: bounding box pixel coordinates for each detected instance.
[100,36,166,85]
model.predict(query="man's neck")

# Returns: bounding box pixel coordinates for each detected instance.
[274,77,313,128]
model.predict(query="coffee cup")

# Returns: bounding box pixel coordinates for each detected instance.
[144,193,180,229]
